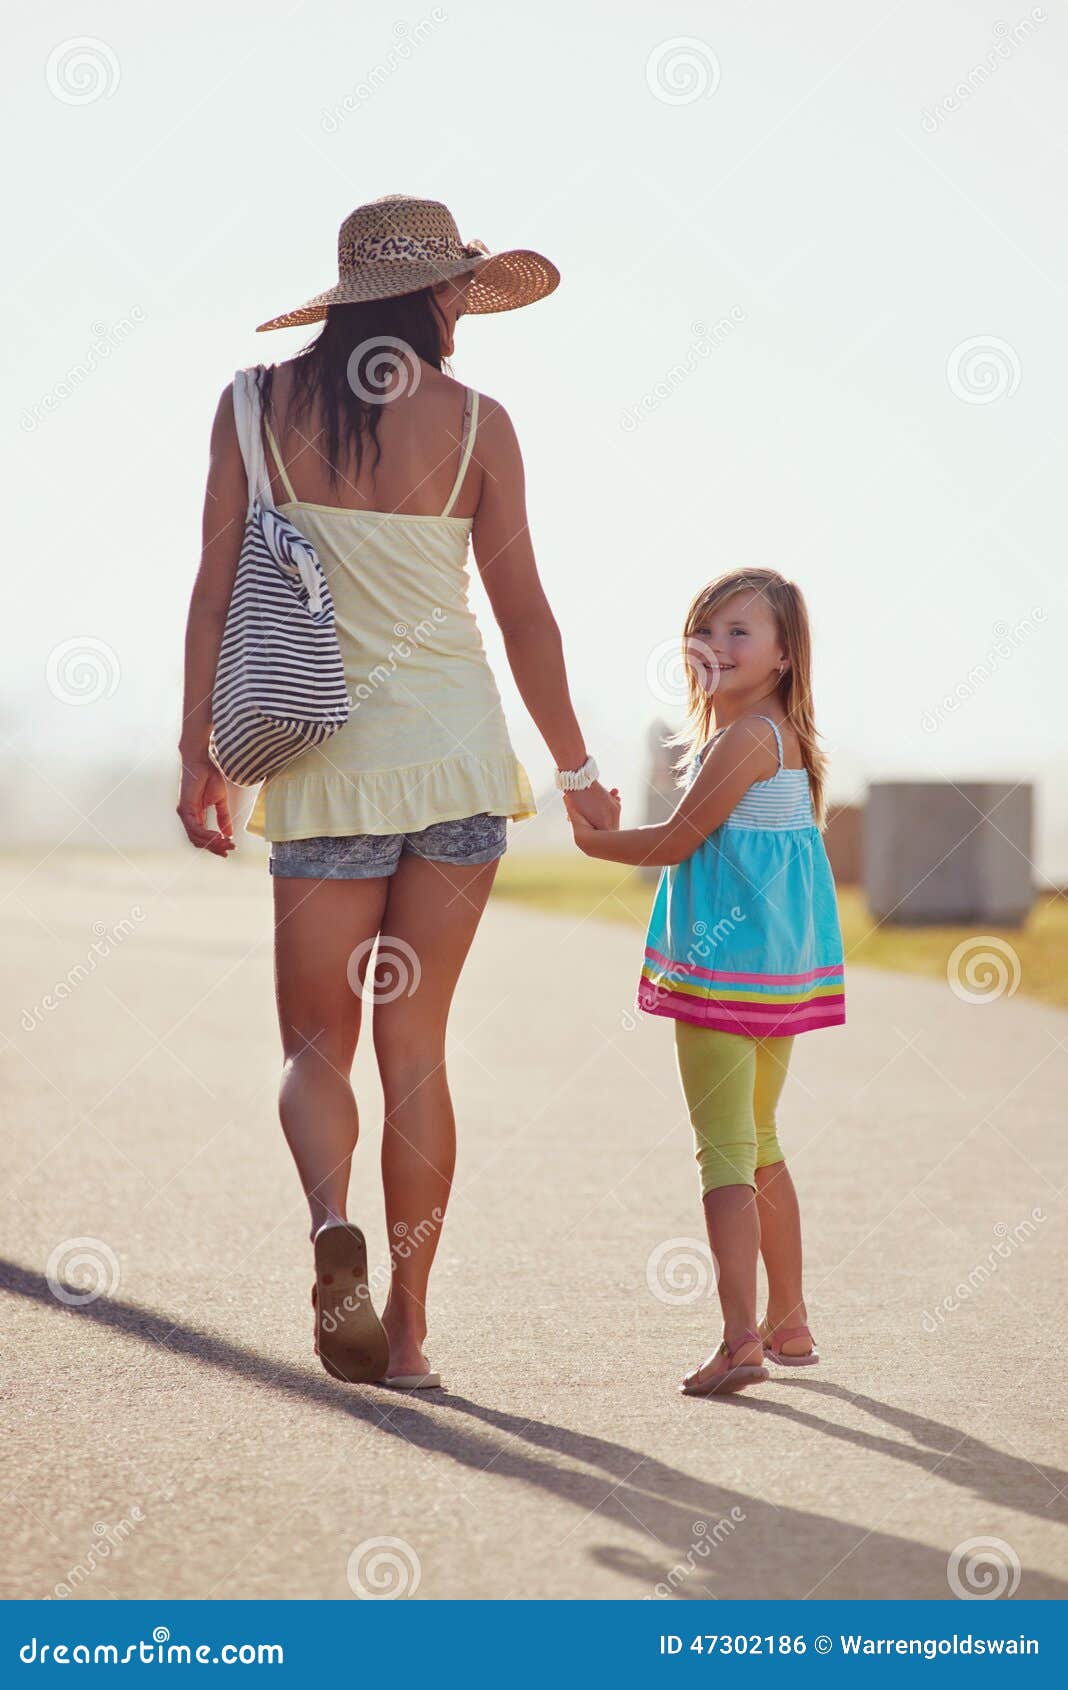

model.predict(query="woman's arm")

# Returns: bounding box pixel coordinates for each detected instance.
[175,385,246,856]
[471,396,618,830]
[572,719,780,867]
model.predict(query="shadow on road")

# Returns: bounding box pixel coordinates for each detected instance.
[4,1259,1064,1601]
[732,1377,1068,1529]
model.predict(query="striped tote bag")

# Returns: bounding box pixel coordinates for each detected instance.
[208,368,350,786]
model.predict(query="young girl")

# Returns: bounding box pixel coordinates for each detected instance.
[570,568,845,1397]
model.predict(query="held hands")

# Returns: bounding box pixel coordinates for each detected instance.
[176,753,236,857]
[565,781,621,854]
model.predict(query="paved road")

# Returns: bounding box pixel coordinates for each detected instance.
[2,848,1065,1601]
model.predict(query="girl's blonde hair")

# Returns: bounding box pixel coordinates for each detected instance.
[669,567,830,829]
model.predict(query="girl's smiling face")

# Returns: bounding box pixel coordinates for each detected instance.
[687,589,788,696]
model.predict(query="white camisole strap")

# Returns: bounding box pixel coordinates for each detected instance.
[750,714,785,771]
[262,415,298,505]
[440,388,479,517]
[258,384,479,516]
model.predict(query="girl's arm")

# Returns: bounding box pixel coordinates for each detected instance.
[572,718,780,867]
[470,396,618,830]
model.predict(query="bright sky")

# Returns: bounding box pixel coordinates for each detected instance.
[7,1,1066,876]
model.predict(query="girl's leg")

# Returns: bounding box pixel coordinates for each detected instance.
[272,873,390,1240]
[673,1022,765,1387]
[753,1036,813,1355]
[372,853,499,1377]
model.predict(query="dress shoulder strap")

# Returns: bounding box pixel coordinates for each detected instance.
[262,416,298,504]
[749,714,784,771]
[440,387,479,517]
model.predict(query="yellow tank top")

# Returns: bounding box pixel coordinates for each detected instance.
[244,385,536,842]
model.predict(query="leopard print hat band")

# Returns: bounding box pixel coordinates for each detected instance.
[256,193,560,330]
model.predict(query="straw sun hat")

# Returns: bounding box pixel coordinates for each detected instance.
[256,193,560,331]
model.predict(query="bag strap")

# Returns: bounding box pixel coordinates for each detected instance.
[440,387,479,516]
[231,367,272,510]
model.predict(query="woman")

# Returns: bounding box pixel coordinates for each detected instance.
[177,195,616,1388]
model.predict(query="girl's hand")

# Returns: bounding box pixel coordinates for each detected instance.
[569,789,621,856]
[564,783,620,831]
[177,754,235,857]
[571,821,598,856]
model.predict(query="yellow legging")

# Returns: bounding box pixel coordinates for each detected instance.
[674,1022,795,1195]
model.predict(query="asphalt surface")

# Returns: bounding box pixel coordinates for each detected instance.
[2,848,1065,1601]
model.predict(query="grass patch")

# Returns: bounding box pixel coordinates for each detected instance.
[494,853,1067,1009]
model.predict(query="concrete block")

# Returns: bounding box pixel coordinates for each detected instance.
[863,782,1033,926]
[824,803,862,886]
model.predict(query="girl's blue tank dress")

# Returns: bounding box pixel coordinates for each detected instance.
[638,715,846,1038]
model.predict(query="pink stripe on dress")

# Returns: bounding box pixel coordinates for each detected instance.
[643,945,843,988]
[637,978,846,1035]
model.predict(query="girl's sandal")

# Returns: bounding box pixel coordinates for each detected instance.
[760,1318,820,1367]
[680,1329,770,1397]
[311,1221,390,1384]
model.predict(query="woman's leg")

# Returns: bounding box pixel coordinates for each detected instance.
[673,1022,764,1387]
[272,873,390,1240]
[372,853,499,1376]
[753,1036,812,1354]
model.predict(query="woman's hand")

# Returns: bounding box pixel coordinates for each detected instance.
[563,782,620,832]
[567,786,620,852]
[177,754,235,857]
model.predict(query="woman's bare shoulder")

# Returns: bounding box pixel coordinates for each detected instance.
[471,385,509,424]
[469,388,519,465]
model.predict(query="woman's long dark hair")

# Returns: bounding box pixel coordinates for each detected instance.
[256,290,449,491]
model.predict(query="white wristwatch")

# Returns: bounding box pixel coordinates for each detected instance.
[554,755,599,792]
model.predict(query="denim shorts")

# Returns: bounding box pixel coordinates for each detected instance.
[268,812,508,880]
